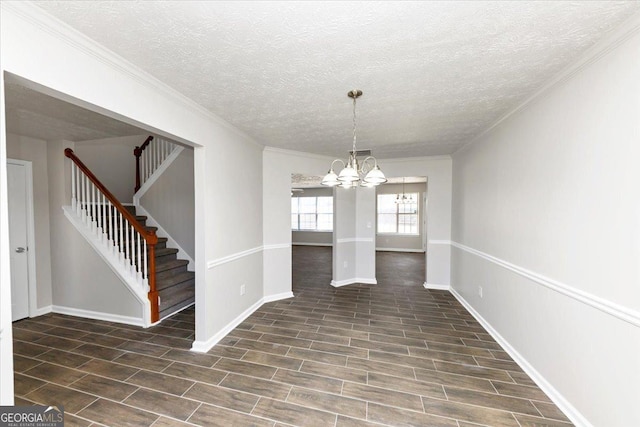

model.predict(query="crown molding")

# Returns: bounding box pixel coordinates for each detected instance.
[455,11,640,156]
[2,1,260,147]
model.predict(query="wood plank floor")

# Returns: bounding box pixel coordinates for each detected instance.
[12,246,572,426]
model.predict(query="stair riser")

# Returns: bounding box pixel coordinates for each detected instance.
[158,280,195,311]
[156,265,188,281]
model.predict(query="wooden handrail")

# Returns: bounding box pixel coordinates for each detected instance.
[65,148,160,322]
[134,136,154,193]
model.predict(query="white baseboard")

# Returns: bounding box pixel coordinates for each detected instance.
[376,247,425,253]
[292,243,333,247]
[32,305,52,317]
[264,291,294,303]
[330,278,377,287]
[52,305,146,328]
[191,291,295,353]
[423,282,450,290]
[449,288,590,427]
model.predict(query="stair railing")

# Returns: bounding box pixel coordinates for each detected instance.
[65,148,160,322]
[134,136,178,193]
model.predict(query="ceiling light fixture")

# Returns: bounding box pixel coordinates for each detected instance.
[395,177,414,204]
[321,90,387,188]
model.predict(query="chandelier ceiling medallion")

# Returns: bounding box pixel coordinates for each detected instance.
[321,90,387,188]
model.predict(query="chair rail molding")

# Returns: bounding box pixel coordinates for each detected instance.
[451,241,640,327]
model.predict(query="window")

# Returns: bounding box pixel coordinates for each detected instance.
[377,193,419,234]
[291,196,333,231]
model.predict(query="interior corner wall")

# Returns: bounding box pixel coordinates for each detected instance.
[263,149,335,296]
[140,147,195,258]
[6,133,53,312]
[450,25,640,427]
[0,3,264,352]
[380,157,453,287]
[74,134,147,203]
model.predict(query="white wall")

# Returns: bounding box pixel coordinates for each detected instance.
[291,187,333,246]
[6,133,53,312]
[140,147,195,258]
[376,182,426,252]
[0,3,264,362]
[75,134,147,203]
[450,18,640,427]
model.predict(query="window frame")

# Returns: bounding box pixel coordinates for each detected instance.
[376,193,420,235]
[291,196,334,232]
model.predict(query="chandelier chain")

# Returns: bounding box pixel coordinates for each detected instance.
[352,94,357,155]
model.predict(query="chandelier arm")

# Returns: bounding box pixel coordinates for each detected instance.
[360,156,377,174]
[330,158,346,170]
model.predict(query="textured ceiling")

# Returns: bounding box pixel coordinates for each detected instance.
[4,82,146,142]
[33,1,640,158]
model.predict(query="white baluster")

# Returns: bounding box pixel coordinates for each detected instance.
[130,224,136,276]
[143,239,148,288]
[124,214,130,266]
[82,174,87,222]
[71,162,76,210]
[91,182,97,232]
[119,210,124,259]
[136,228,142,281]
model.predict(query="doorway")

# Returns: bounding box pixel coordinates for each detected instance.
[7,159,36,321]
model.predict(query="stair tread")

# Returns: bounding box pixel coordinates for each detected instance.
[155,258,188,273]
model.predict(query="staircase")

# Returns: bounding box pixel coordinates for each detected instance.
[63,136,193,327]
[123,206,195,319]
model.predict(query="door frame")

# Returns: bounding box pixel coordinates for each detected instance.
[7,158,38,318]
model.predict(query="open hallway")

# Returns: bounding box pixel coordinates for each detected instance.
[12,247,571,426]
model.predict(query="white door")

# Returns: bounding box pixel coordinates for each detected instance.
[8,161,30,321]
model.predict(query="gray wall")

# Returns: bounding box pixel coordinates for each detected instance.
[74,134,147,203]
[450,26,640,426]
[375,182,426,252]
[140,148,195,258]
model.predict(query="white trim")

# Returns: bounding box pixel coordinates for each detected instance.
[52,305,146,328]
[330,278,377,287]
[423,282,450,291]
[451,241,640,327]
[133,145,184,204]
[1,2,259,148]
[135,205,195,271]
[292,243,333,247]
[7,159,38,319]
[449,288,590,427]
[62,206,149,325]
[376,247,424,253]
[264,291,294,303]
[32,305,52,317]
[263,243,291,251]
[336,238,374,243]
[191,291,294,353]
[455,13,640,156]
[207,246,263,269]
[379,155,452,163]
[428,240,452,245]
[263,146,333,161]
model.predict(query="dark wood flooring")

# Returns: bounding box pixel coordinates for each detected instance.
[11,246,572,426]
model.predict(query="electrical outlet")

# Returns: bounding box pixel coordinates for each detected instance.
[478,286,483,298]
[240,284,246,296]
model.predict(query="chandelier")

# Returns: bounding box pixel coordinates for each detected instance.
[395,177,415,204]
[321,90,387,188]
